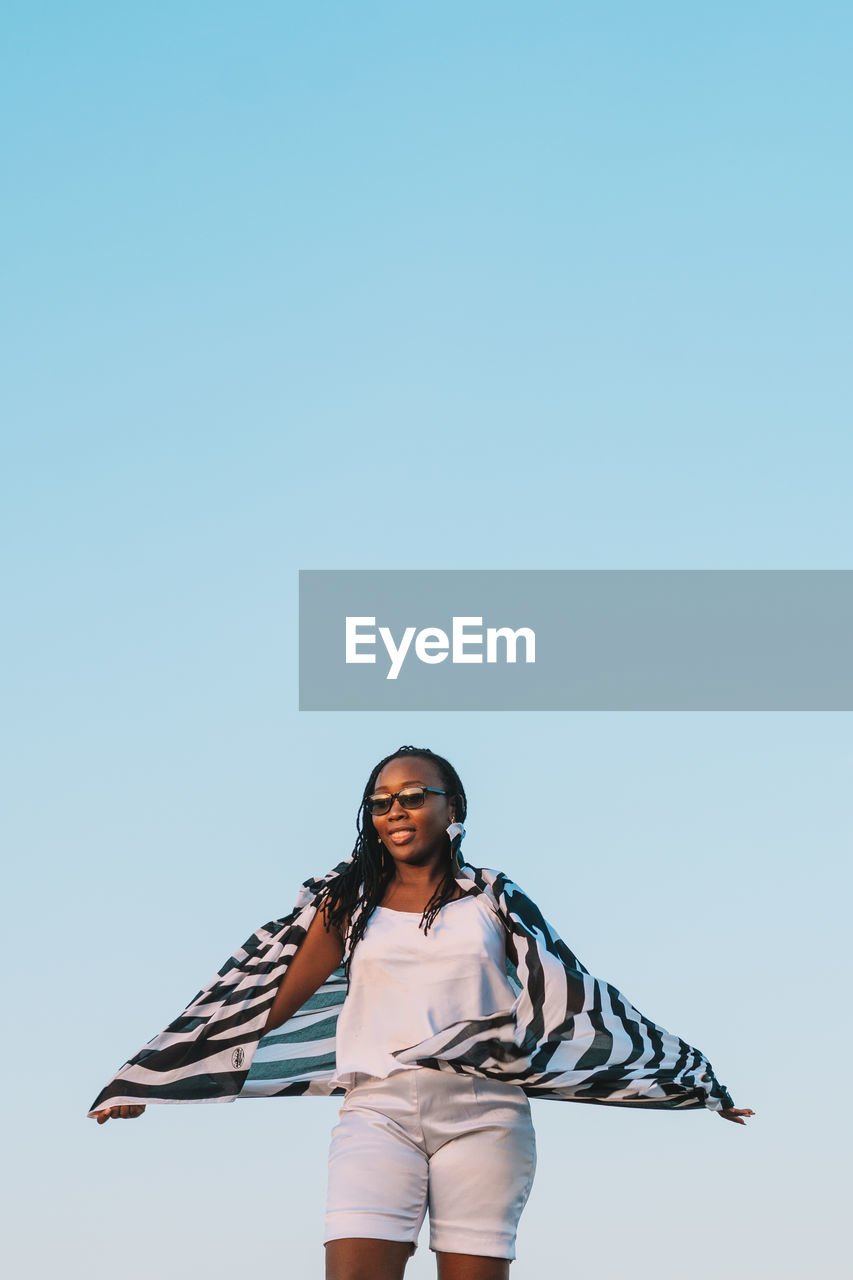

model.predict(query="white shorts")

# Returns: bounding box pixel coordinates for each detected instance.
[324,1068,537,1260]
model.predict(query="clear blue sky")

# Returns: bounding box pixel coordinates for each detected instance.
[3,3,851,1277]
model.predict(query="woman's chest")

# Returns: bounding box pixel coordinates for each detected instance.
[350,897,506,981]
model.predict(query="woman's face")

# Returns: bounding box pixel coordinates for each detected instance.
[369,756,457,869]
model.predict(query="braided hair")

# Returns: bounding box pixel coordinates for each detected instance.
[321,745,468,979]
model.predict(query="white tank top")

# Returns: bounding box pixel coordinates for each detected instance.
[333,892,517,1087]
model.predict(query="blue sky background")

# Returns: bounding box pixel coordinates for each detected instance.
[3,3,851,1276]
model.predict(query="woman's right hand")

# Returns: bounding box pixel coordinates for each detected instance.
[91,1105,146,1124]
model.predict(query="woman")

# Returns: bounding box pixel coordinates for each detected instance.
[90,745,753,1280]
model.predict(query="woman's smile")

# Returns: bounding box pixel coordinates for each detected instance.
[387,825,416,845]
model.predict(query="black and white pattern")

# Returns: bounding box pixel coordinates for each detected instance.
[89,852,734,1115]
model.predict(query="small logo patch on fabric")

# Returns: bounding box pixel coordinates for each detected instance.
[231,1048,245,1068]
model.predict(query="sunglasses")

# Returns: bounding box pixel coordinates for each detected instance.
[365,786,449,816]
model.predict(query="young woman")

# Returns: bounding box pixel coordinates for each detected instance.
[90,745,753,1280]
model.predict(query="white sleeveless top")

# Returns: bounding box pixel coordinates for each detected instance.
[333,892,517,1087]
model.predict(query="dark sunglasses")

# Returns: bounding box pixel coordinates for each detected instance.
[365,786,449,816]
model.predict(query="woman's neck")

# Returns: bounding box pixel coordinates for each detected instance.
[380,857,459,912]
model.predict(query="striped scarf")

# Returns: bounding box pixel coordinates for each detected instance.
[88,853,735,1115]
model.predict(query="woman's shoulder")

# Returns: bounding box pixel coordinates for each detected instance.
[457,867,510,920]
[458,862,518,894]
[459,863,541,922]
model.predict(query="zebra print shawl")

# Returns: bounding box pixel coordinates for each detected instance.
[88,850,735,1115]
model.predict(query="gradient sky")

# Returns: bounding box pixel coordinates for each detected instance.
[3,3,851,1277]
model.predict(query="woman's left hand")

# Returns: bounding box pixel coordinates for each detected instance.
[718,1107,754,1124]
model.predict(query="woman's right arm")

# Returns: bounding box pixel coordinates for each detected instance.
[263,905,344,1032]
[91,906,344,1124]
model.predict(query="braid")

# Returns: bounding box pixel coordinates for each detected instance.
[321,745,467,980]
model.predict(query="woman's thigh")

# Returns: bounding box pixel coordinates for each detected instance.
[324,1083,429,1249]
[325,1237,414,1280]
[426,1077,537,1261]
